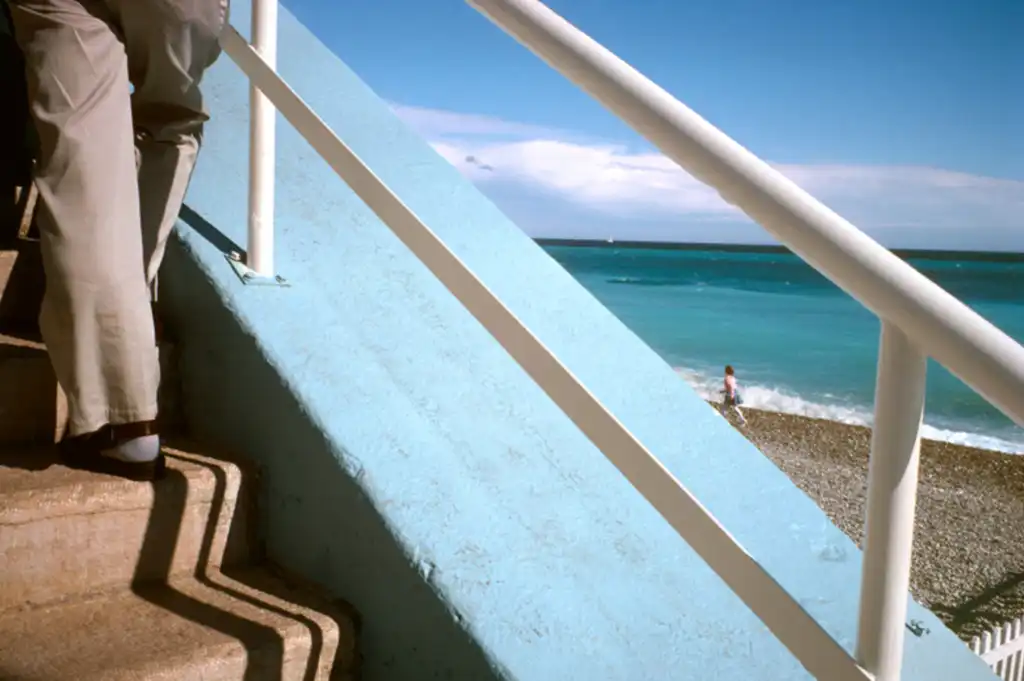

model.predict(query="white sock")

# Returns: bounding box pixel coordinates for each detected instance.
[101,434,161,462]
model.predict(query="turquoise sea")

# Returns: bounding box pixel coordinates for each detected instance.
[542,242,1024,454]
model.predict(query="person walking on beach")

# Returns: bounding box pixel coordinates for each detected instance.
[721,365,748,426]
[8,0,229,480]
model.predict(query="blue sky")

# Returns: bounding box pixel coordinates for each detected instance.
[285,0,1023,250]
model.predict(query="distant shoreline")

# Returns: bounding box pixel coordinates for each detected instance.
[536,238,1024,263]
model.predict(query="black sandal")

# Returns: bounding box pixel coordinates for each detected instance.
[58,421,166,482]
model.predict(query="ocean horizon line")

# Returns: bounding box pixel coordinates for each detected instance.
[535,238,1024,263]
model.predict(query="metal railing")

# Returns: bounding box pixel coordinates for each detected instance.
[221,2,1024,680]
[244,0,277,277]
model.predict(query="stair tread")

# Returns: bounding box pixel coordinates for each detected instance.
[1,443,258,613]
[0,330,44,352]
[0,566,357,681]
[0,330,178,352]
[0,330,46,365]
[0,445,231,523]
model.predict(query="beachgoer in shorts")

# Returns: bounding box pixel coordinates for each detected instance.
[8,0,229,480]
[721,364,748,426]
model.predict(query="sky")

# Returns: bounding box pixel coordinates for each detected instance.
[284,0,1023,251]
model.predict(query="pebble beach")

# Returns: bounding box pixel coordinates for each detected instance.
[722,405,1024,641]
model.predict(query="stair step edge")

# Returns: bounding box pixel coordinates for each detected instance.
[0,448,242,525]
[0,566,359,681]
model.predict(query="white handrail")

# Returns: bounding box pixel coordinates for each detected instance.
[466,0,1024,431]
[219,23,872,681]
[246,0,277,276]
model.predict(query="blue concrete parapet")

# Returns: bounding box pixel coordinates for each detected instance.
[160,3,996,680]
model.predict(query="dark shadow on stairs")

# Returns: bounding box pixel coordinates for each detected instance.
[0,183,37,248]
[187,442,356,680]
[0,236,43,336]
[1,0,36,249]
[0,440,57,472]
[132,454,288,681]
[0,331,58,454]
[133,437,358,680]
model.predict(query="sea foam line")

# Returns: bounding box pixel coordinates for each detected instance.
[674,367,1024,455]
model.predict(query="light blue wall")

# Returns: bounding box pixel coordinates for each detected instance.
[160,4,995,680]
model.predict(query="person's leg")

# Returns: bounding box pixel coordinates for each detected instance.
[733,406,747,425]
[109,0,229,301]
[10,1,160,451]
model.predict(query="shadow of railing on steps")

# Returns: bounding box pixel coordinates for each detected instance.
[132,451,285,681]
[132,442,356,680]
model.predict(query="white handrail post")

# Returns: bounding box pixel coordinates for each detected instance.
[247,0,278,276]
[856,322,928,681]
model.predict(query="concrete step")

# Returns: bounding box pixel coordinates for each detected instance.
[0,445,255,611]
[0,332,61,445]
[0,565,359,681]
[0,245,44,332]
[0,249,13,289]
[0,333,182,445]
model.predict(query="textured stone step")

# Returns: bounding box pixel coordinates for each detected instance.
[0,445,255,611]
[0,566,358,681]
[0,332,61,445]
[0,249,13,288]
[0,245,44,331]
[0,333,182,445]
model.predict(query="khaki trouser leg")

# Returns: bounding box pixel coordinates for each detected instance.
[11,0,227,437]
[10,0,159,437]
[112,0,229,298]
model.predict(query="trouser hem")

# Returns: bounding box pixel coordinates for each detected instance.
[68,404,160,438]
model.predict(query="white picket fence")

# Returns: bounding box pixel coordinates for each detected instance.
[972,616,1024,680]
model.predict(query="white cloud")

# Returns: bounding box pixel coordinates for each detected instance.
[432,139,741,219]
[393,104,1024,241]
